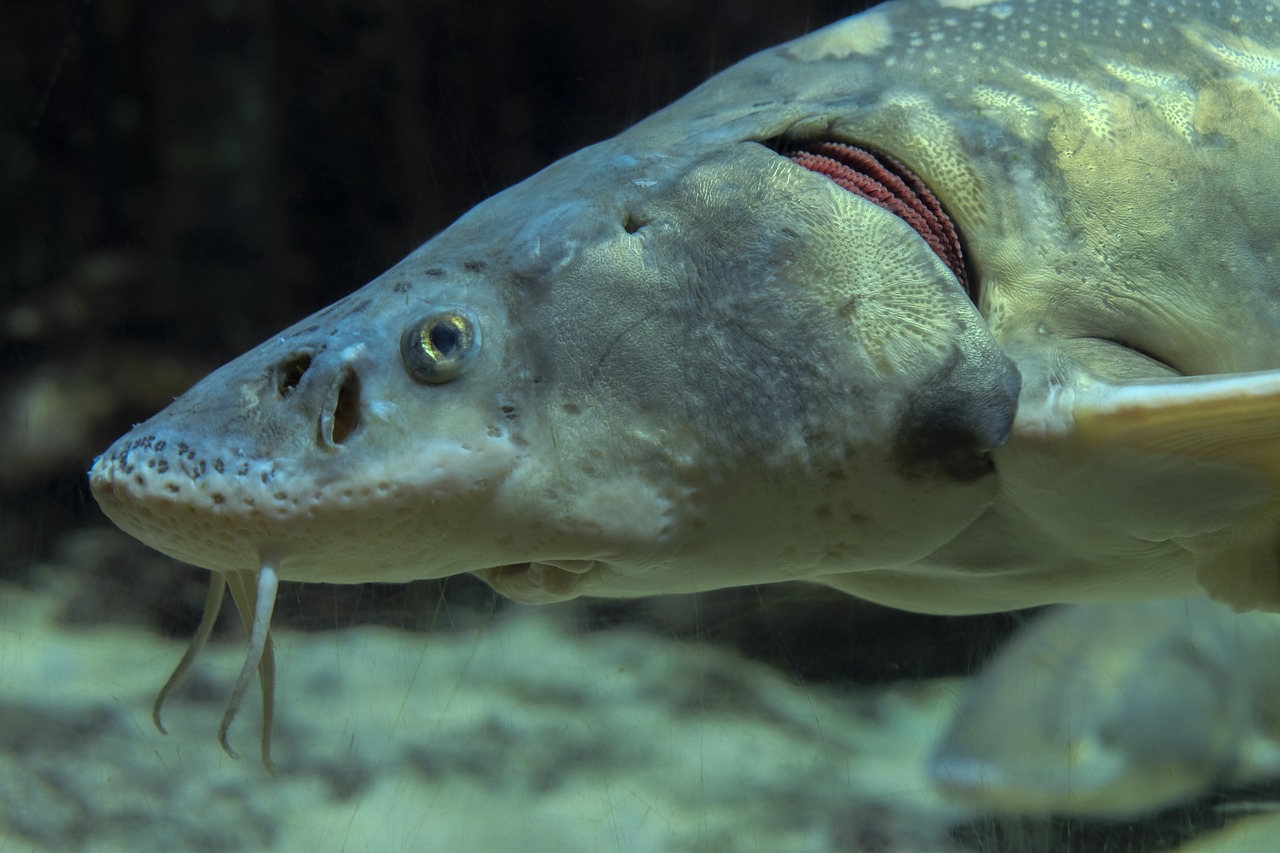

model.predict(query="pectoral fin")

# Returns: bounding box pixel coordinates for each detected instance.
[1017,370,1280,610]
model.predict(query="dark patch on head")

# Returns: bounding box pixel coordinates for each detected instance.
[424,267,446,277]
[893,348,1020,481]
[463,260,487,272]
[392,280,409,293]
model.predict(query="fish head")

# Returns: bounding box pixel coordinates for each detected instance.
[91,130,1020,603]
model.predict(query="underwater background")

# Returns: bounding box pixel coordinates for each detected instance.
[4,1,1280,850]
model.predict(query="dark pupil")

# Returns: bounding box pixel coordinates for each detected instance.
[428,320,461,356]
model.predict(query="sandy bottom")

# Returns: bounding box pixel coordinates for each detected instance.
[1,580,1277,852]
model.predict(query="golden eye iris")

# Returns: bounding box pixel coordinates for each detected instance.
[401,309,481,384]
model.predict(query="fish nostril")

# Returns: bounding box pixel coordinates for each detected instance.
[277,354,313,397]
[330,369,361,445]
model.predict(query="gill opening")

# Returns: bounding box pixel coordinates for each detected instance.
[768,139,974,302]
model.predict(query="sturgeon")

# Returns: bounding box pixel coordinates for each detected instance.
[935,597,1280,817]
[90,0,1280,768]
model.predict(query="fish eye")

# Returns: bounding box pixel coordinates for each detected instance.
[401,308,481,384]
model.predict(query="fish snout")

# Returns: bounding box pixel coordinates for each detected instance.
[85,335,372,572]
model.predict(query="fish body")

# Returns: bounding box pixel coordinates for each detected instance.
[934,598,1280,817]
[89,0,1280,764]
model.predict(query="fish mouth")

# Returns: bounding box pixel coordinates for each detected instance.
[477,561,599,604]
